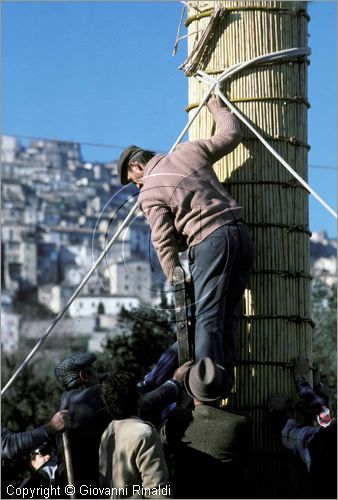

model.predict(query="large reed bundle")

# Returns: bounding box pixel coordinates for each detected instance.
[186,1,311,497]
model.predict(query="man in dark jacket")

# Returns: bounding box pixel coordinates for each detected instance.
[54,352,191,498]
[1,410,69,460]
[54,352,108,497]
[161,357,250,499]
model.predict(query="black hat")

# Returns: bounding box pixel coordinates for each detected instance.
[184,357,226,402]
[30,442,54,458]
[54,352,97,391]
[117,145,143,185]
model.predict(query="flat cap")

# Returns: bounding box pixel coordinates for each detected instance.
[54,352,97,391]
[117,145,143,185]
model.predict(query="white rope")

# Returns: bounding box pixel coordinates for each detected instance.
[195,62,336,218]
[177,48,311,153]
[1,62,212,397]
[175,30,202,44]
[1,207,137,395]
[3,46,331,395]
[217,86,337,218]
[172,4,187,56]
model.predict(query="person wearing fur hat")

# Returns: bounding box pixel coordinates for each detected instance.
[161,357,250,499]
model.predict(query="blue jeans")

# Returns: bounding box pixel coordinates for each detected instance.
[141,222,255,393]
[188,222,255,383]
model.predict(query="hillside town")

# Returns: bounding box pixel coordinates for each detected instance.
[1,135,174,355]
[1,134,336,356]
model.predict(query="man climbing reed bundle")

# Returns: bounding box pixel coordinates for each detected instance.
[117,94,255,399]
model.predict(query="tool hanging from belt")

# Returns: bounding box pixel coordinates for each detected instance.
[173,266,194,366]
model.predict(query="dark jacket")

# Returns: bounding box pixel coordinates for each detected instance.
[19,455,59,498]
[308,420,337,499]
[56,380,181,496]
[162,404,250,499]
[57,384,110,495]
[1,426,50,460]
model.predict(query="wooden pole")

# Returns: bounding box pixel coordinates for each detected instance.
[62,432,77,499]
[185,1,311,497]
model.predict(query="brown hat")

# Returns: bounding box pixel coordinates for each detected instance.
[184,357,226,402]
[117,145,143,185]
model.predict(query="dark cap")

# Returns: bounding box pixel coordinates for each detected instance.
[117,145,143,185]
[54,352,97,391]
[30,442,54,458]
[184,357,226,402]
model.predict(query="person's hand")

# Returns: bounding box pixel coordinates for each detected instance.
[47,410,70,433]
[206,93,227,115]
[173,361,193,383]
[293,356,310,383]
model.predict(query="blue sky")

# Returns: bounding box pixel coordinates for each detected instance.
[2,1,337,237]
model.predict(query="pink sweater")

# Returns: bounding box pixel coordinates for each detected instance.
[138,108,243,283]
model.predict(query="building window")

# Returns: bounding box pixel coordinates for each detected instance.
[8,241,20,250]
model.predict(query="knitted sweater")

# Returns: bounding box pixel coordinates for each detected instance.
[138,107,243,283]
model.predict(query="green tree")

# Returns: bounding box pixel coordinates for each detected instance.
[1,353,61,431]
[311,278,337,387]
[97,302,105,315]
[1,352,62,492]
[98,305,176,380]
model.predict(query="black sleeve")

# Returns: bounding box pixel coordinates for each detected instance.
[1,426,49,460]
